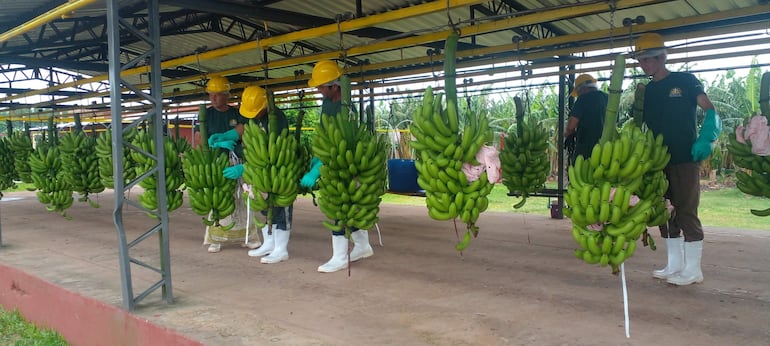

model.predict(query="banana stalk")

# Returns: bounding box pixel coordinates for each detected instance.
[199,104,208,149]
[599,54,626,144]
[761,72,770,118]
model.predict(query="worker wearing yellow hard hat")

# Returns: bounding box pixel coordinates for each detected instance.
[200,75,262,253]
[302,59,374,273]
[564,73,607,165]
[307,59,344,117]
[633,32,667,60]
[239,85,294,264]
[632,32,721,286]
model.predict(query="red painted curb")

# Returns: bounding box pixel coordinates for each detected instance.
[0,264,203,346]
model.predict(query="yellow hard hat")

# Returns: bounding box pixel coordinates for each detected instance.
[308,60,342,87]
[206,76,231,93]
[634,33,666,59]
[571,74,597,97]
[239,86,267,119]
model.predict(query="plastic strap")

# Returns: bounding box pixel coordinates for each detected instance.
[621,262,630,338]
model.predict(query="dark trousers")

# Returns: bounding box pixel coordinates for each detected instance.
[659,162,704,241]
[262,205,293,230]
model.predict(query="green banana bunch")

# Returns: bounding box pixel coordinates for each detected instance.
[95,128,138,188]
[572,225,638,268]
[130,131,186,218]
[311,110,389,232]
[58,132,104,207]
[409,32,494,251]
[0,137,17,198]
[727,71,770,216]
[182,146,236,227]
[564,123,670,273]
[500,116,550,209]
[636,170,670,227]
[728,132,770,217]
[242,110,303,221]
[727,72,770,216]
[8,132,34,184]
[564,55,671,274]
[29,143,74,218]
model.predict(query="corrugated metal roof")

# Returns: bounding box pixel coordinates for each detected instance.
[0,0,768,111]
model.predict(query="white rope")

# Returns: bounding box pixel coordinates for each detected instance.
[245,197,251,246]
[284,206,291,231]
[620,262,630,338]
[374,222,383,246]
[204,209,213,245]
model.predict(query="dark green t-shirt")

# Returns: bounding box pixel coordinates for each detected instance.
[248,107,289,134]
[318,98,358,128]
[642,72,704,165]
[321,97,341,117]
[205,106,247,158]
[569,89,607,160]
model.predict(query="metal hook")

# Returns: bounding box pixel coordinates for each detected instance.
[445,0,458,33]
[427,49,441,79]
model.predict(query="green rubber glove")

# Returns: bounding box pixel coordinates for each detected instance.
[691,109,722,161]
[207,133,223,147]
[220,129,240,142]
[211,140,236,151]
[223,164,244,179]
[300,157,323,188]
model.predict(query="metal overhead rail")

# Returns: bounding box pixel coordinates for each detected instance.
[3,0,767,116]
[0,0,490,105]
[106,0,173,311]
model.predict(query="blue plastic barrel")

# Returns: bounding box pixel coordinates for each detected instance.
[387,159,421,193]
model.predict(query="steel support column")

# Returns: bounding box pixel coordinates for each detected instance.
[106,0,173,311]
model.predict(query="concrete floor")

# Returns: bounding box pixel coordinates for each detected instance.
[1,189,769,345]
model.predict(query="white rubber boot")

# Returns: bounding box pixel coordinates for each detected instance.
[248,225,273,257]
[668,241,704,285]
[260,229,289,264]
[652,237,684,279]
[317,235,349,273]
[349,230,373,262]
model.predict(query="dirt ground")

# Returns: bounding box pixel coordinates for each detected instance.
[1,189,769,346]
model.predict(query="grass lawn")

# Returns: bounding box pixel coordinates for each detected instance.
[0,308,68,345]
[381,183,770,231]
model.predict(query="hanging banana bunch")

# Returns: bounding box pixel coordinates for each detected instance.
[500,96,550,208]
[130,131,185,217]
[727,71,770,217]
[310,95,389,232]
[242,92,303,225]
[409,32,494,251]
[563,55,670,274]
[29,145,74,217]
[58,131,104,207]
[0,137,17,198]
[8,131,34,184]
[95,128,138,188]
[28,117,74,218]
[183,146,237,227]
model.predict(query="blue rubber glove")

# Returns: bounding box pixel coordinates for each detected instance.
[211,139,236,151]
[223,164,244,180]
[691,109,722,161]
[207,133,223,147]
[220,129,240,142]
[300,157,323,188]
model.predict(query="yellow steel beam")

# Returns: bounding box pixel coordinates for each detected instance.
[0,0,100,43]
[3,1,768,113]
[0,0,485,103]
[117,0,753,90]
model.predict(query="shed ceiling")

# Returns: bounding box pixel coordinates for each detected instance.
[0,0,768,114]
